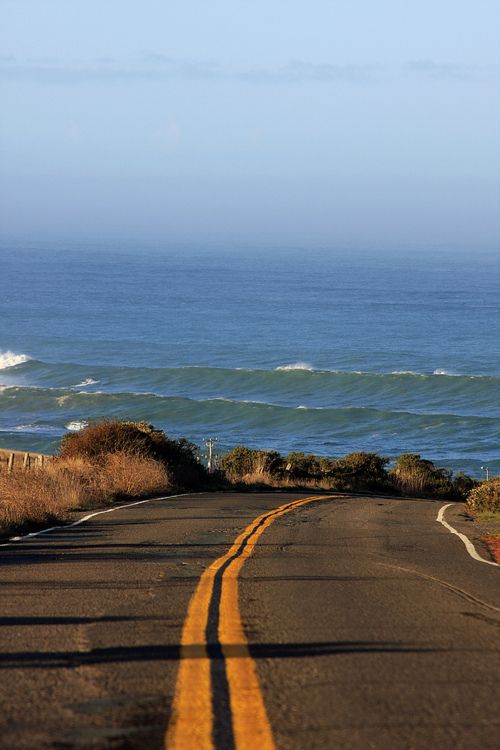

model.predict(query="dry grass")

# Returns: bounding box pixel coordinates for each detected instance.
[0,467,85,531]
[236,469,328,490]
[389,454,456,499]
[222,449,326,489]
[466,477,500,514]
[98,453,172,498]
[59,419,207,489]
[0,452,172,536]
[391,466,430,496]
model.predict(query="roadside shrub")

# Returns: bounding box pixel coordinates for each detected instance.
[324,452,390,492]
[0,465,88,531]
[47,455,103,498]
[259,450,283,476]
[213,442,476,498]
[466,477,500,514]
[283,452,321,481]
[220,446,258,481]
[59,420,206,488]
[220,447,390,491]
[0,453,172,534]
[97,453,171,499]
[390,454,455,498]
[220,446,282,483]
[452,472,477,501]
[60,420,153,461]
[318,456,337,478]
[51,453,172,503]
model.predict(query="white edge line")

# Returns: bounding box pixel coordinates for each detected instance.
[0,492,205,549]
[437,503,499,567]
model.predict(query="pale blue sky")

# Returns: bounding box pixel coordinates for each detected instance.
[1,0,499,248]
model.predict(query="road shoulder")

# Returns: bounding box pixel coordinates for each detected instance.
[442,503,500,564]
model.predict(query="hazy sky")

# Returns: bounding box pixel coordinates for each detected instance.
[1,0,499,248]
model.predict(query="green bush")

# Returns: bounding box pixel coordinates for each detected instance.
[389,454,456,498]
[218,443,474,499]
[452,472,477,500]
[59,420,206,489]
[283,452,321,481]
[324,452,390,492]
[220,447,390,491]
[220,446,282,482]
[219,446,257,481]
[258,450,283,476]
[466,477,500,514]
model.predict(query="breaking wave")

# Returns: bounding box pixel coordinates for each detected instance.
[71,378,99,388]
[275,362,314,371]
[1,357,499,474]
[65,420,88,431]
[0,351,31,370]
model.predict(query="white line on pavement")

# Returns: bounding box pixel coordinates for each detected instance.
[0,492,205,549]
[437,503,499,567]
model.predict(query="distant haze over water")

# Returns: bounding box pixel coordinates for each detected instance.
[0,243,499,477]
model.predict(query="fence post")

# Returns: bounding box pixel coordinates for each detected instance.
[23,452,30,470]
[7,453,14,473]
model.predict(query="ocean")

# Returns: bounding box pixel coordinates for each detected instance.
[1,242,499,477]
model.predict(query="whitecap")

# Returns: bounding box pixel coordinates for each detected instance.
[65,420,88,431]
[209,397,278,407]
[391,370,421,376]
[211,396,269,405]
[296,405,326,411]
[14,423,62,435]
[433,368,459,376]
[72,378,99,387]
[275,362,314,371]
[0,351,31,370]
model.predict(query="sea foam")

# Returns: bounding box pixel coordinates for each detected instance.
[433,368,458,376]
[275,362,314,371]
[65,420,88,431]
[0,351,30,370]
[72,378,99,387]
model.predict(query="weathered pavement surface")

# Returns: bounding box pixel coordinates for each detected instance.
[0,492,499,750]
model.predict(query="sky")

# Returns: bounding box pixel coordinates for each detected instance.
[1,0,499,249]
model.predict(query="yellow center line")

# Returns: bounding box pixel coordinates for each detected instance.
[165,495,330,750]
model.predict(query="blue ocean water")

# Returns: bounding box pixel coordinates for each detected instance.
[1,242,499,476]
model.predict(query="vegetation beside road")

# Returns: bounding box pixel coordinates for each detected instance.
[59,419,206,490]
[0,452,171,536]
[464,478,500,563]
[220,445,476,499]
[0,421,207,537]
[465,477,500,515]
[1,419,497,540]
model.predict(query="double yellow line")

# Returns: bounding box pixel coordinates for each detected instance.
[165,495,328,750]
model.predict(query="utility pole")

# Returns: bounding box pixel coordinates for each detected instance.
[204,438,219,473]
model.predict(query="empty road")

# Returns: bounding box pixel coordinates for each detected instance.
[1,492,499,750]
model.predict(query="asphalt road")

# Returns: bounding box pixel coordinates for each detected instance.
[1,492,499,750]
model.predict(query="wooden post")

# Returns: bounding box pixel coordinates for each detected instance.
[7,453,14,473]
[23,452,30,471]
